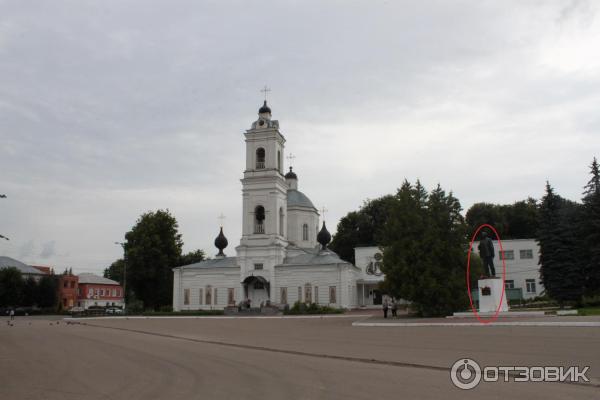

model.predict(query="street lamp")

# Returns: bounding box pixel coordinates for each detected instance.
[114,242,127,313]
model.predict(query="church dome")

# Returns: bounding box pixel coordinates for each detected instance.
[214,227,228,257]
[317,222,332,250]
[285,166,297,180]
[258,100,271,114]
[287,189,316,210]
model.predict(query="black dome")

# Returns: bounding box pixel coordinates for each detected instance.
[317,222,331,250]
[214,227,228,257]
[259,100,271,114]
[285,166,297,180]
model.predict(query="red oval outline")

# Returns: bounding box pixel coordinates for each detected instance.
[466,224,507,324]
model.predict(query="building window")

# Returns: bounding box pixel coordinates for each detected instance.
[214,288,218,305]
[277,150,282,173]
[183,288,190,305]
[499,250,514,260]
[254,281,264,290]
[329,286,337,304]
[228,288,235,306]
[63,281,68,288]
[205,287,212,305]
[88,288,93,296]
[256,147,265,169]
[254,263,263,270]
[520,249,533,259]
[298,287,302,302]
[302,224,309,241]
[279,207,284,236]
[70,281,75,289]
[304,283,312,303]
[254,205,265,233]
[199,288,203,305]
[526,279,536,293]
[116,289,121,297]
[112,289,116,296]
[505,280,515,290]
[280,287,288,304]
[314,286,319,304]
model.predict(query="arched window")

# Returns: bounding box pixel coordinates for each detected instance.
[302,223,309,241]
[277,150,282,173]
[256,148,265,169]
[255,205,265,234]
[279,207,284,236]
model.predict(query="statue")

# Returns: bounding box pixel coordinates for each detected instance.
[478,231,496,277]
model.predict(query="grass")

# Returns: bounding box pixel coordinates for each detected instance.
[577,307,600,316]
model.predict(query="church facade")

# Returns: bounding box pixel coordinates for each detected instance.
[172,101,383,311]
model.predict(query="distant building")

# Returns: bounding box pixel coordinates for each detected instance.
[0,256,49,281]
[58,271,79,310]
[76,273,124,309]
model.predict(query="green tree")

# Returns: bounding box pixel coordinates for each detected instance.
[0,267,24,307]
[22,276,38,307]
[330,195,396,264]
[380,181,479,316]
[465,199,539,240]
[103,259,125,285]
[538,182,584,305]
[36,275,58,308]
[179,249,206,266]
[124,209,183,310]
[581,157,600,296]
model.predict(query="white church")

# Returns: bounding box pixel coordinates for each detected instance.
[172,101,385,311]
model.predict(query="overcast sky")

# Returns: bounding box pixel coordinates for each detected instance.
[1,0,599,275]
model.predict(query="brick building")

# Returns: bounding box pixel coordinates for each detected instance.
[76,273,124,309]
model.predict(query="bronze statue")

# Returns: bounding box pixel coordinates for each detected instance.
[478,231,496,277]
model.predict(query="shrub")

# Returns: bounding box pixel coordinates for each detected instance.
[283,301,344,315]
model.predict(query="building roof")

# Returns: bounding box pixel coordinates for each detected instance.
[178,257,239,270]
[77,273,120,285]
[0,256,45,275]
[287,189,316,210]
[280,248,350,266]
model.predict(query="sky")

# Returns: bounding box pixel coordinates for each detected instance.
[1,0,599,275]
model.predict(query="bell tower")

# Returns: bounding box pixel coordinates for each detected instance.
[236,99,288,292]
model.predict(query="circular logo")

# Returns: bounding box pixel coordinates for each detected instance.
[450,358,482,390]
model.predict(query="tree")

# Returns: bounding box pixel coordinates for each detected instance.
[330,195,397,264]
[538,182,584,305]
[380,181,480,316]
[36,275,58,308]
[580,157,600,296]
[124,209,183,310]
[465,199,539,240]
[22,276,38,307]
[0,267,24,307]
[103,259,125,285]
[179,249,206,266]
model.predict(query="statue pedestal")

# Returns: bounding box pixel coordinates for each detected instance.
[478,278,508,313]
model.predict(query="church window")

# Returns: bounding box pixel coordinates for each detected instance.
[254,206,265,233]
[227,288,235,306]
[214,288,218,305]
[205,286,212,305]
[302,224,309,241]
[254,281,264,290]
[314,286,319,304]
[254,263,263,270]
[329,286,337,304]
[298,287,302,302]
[277,150,282,173]
[183,288,190,305]
[279,208,284,236]
[198,288,203,305]
[256,148,265,169]
[304,283,312,303]
[280,287,288,304]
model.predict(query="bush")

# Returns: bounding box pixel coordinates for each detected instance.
[283,301,344,315]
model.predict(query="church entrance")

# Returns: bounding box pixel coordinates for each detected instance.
[242,276,270,307]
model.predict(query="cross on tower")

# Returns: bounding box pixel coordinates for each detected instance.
[217,213,226,227]
[286,153,296,167]
[320,206,328,221]
[260,85,271,101]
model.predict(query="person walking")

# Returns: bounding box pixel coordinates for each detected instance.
[9,309,15,321]
[382,299,389,319]
[391,299,398,317]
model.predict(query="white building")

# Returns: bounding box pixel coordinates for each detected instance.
[492,239,543,300]
[173,101,361,311]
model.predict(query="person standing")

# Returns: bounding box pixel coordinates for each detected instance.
[9,309,15,321]
[391,299,398,317]
[382,298,389,319]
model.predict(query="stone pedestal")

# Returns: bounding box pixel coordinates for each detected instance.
[478,278,508,313]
